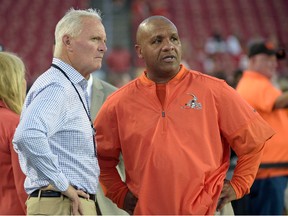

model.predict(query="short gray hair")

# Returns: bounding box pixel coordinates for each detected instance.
[54,8,102,54]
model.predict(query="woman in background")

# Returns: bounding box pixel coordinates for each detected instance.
[0,51,27,214]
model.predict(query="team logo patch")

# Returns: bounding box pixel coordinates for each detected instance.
[180,93,202,109]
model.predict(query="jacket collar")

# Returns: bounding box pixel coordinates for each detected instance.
[139,64,188,86]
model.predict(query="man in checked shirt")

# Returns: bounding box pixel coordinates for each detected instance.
[13,8,107,215]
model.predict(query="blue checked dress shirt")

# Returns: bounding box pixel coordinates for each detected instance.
[13,58,99,194]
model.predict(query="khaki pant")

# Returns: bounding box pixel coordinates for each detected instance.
[26,195,97,215]
[215,202,234,215]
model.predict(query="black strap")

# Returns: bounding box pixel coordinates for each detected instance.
[51,64,97,157]
[95,199,103,215]
[229,161,288,171]
[259,162,288,169]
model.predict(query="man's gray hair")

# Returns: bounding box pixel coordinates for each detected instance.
[54,8,102,54]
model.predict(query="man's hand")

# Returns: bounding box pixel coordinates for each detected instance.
[62,185,89,215]
[123,190,138,215]
[216,179,237,211]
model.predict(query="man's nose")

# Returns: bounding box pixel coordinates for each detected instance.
[98,42,107,52]
[162,40,175,51]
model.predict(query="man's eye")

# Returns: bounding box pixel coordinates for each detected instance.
[92,37,100,41]
[153,39,161,44]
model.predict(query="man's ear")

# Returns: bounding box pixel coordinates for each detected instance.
[62,35,72,51]
[135,44,143,59]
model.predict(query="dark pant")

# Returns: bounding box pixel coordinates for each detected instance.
[232,176,288,215]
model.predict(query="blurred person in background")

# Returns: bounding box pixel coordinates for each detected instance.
[0,51,27,215]
[13,8,107,215]
[94,16,274,215]
[87,71,128,215]
[105,44,133,88]
[236,41,288,215]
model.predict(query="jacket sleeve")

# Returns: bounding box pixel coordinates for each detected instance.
[228,115,274,198]
[94,101,129,208]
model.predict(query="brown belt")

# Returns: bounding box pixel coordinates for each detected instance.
[30,190,96,201]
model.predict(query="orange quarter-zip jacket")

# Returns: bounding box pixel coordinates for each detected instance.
[95,65,274,214]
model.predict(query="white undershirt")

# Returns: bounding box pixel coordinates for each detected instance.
[87,74,93,108]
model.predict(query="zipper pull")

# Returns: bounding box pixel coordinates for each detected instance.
[162,111,165,117]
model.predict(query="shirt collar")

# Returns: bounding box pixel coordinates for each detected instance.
[243,70,270,81]
[52,58,87,88]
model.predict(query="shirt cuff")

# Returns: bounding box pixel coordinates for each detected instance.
[52,172,70,192]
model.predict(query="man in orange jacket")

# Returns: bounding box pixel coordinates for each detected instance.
[236,41,288,214]
[94,16,275,214]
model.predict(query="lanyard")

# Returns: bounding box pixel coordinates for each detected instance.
[51,64,97,157]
